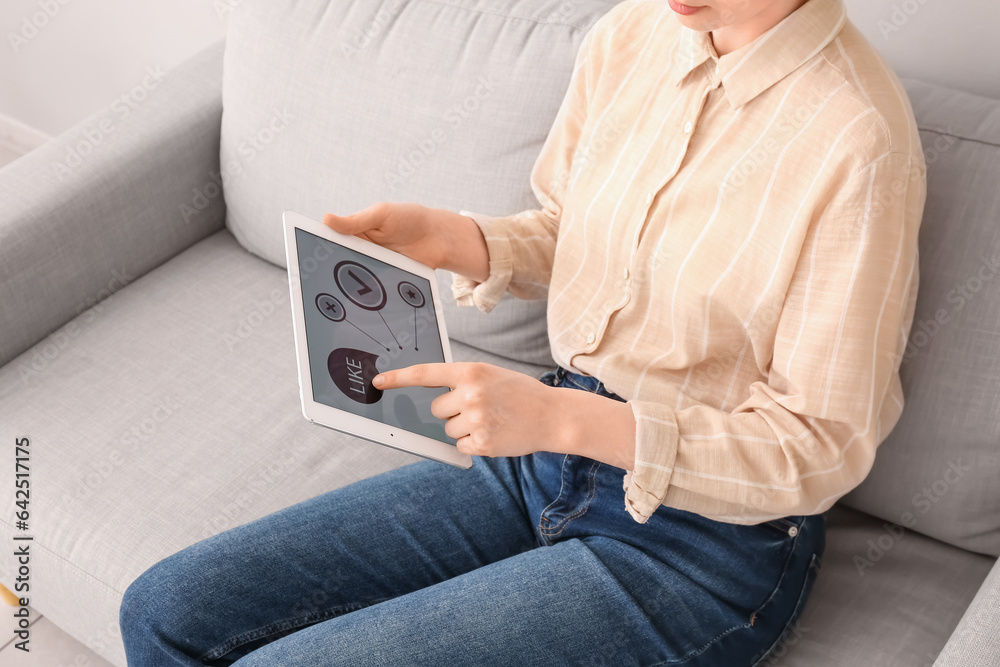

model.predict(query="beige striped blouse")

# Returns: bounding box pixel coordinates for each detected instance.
[453,0,927,524]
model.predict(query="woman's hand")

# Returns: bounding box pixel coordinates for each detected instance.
[324,202,490,282]
[373,362,638,468]
[324,201,448,269]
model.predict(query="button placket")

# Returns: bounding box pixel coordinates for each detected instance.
[620,69,717,316]
[643,76,715,223]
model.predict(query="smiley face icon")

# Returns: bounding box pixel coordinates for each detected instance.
[334,261,387,311]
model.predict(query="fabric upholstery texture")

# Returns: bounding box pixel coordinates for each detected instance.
[784,506,995,667]
[0,40,227,369]
[219,0,624,368]
[0,229,992,666]
[934,556,1000,667]
[839,79,1000,557]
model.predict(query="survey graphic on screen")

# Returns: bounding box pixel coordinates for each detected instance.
[295,228,453,445]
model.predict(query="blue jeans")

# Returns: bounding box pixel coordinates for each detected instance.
[120,366,825,666]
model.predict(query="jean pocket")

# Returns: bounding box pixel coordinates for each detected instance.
[761,517,801,538]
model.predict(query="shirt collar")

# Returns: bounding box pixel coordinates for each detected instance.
[671,0,847,108]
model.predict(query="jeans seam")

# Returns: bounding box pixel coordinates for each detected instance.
[540,458,602,538]
[643,524,806,666]
[197,598,391,662]
[536,367,607,540]
[645,620,754,666]
[748,522,802,616]
[537,455,574,535]
[751,553,821,667]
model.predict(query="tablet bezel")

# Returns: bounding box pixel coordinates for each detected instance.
[282,209,472,469]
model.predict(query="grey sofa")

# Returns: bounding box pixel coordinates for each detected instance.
[1,0,998,665]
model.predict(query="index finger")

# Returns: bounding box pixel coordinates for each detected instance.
[374,363,457,390]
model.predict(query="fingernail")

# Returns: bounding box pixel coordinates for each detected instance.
[373,374,384,388]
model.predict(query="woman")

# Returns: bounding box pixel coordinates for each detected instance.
[120,0,925,664]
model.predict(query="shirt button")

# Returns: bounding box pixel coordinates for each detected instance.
[586,332,596,345]
[684,121,693,134]
[645,192,654,205]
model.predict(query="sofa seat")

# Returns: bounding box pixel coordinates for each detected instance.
[790,505,994,666]
[0,227,993,665]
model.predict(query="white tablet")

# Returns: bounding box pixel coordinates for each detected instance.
[282,209,472,469]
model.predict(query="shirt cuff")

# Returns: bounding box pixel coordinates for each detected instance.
[450,210,514,313]
[622,401,681,523]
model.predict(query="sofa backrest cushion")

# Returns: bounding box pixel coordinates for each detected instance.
[838,79,1000,557]
[220,0,620,368]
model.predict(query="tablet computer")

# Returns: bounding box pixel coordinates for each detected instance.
[282,209,472,469]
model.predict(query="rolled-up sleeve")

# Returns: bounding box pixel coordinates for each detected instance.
[622,152,926,524]
[452,23,599,312]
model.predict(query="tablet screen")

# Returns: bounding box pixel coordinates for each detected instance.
[294,227,454,445]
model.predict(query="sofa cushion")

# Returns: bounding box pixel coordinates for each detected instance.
[777,505,996,667]
[219,0,621,368]
[838,80,1000,557]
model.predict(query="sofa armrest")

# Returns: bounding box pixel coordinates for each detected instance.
[934,555,1000,667]
[0,40,227,368]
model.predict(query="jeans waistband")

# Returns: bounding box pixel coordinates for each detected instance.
[542,366,625,403]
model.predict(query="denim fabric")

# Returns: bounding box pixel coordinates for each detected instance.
[120,366,825,666]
